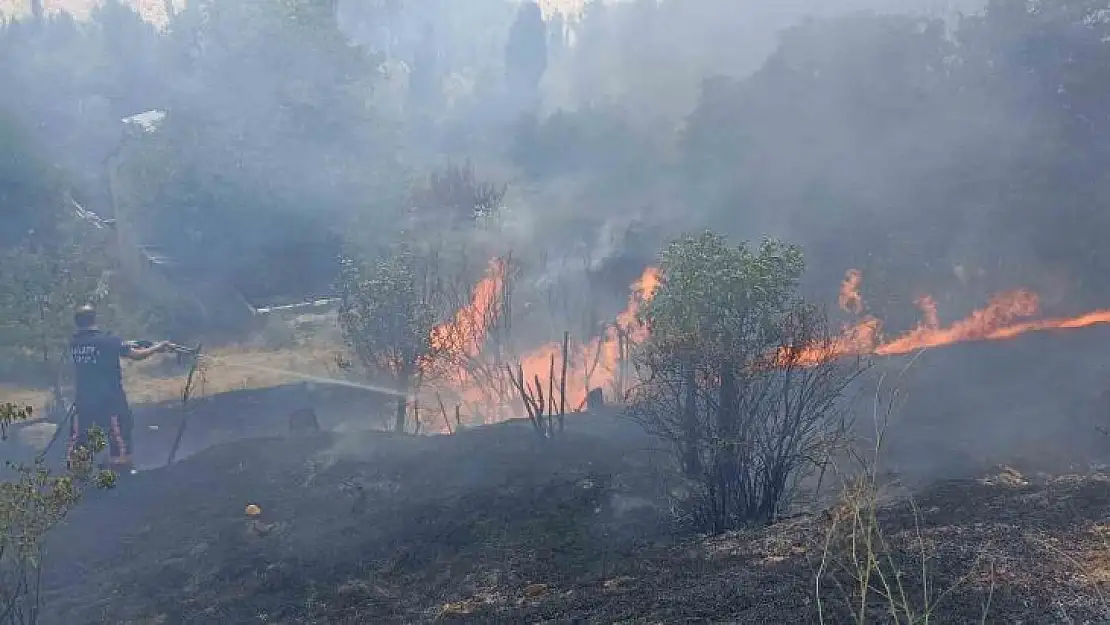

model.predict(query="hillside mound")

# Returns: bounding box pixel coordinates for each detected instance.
[35,411,1110,624]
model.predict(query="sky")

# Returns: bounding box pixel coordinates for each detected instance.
[0,0,173,23]
[0,0,985,25]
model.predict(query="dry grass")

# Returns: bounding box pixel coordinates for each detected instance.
[807,348,1110,625]
[814,351,972,625]
[0,341,347,414]
[0,386,49,411]
[126,342,344,403]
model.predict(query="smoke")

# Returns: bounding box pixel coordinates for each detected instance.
[5,0,1109,482]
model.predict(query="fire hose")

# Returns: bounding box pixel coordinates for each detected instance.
[125,340,200,361]
[41,340,203,467]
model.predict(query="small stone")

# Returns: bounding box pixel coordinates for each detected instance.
[523,583,549,598]
[440,600,476,616]
[248,520,278,537]
[603,576,635,591]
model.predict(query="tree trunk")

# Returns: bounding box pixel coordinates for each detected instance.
[716,366,739,437]
[714,364,739,525]
[393,366,414,433]
[394,396,406,433]
[681,363,700,477]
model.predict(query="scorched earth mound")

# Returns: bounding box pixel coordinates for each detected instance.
[34,408,1110,624]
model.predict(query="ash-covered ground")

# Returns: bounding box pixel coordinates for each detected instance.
[19,331,1110,625]
[27,385,1110,624]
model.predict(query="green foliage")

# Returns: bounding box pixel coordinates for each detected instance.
[408,162,507,227]
[0,108,113,385]
[632,231,859,532]
[337,242,450,432]
[1,0,1109,395]
[642,231,805,360]
[0,405,113,625]
[0,228,111,375]
[335,160,510,428]
[509,106,662,182]
[0,118,64,250]
[667,3,1110,312]
[91,0,395,308]
[0,405,31,442]
[338,243,441,381]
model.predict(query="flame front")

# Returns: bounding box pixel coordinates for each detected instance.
[874,289,1038,355]
[788,269,1110,366]
[839,269,865,315]
[516,267,660,412]
[424,258,509,417]
[430,263,1110,425]
[428,258,506,364]
[428,264,660,426]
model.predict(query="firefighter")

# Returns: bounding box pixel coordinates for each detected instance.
[68,304,170,473]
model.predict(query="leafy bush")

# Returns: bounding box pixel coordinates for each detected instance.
[0,404,113,625]
[629,231,864,532]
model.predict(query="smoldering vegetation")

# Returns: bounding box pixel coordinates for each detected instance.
[3,0,1110,623]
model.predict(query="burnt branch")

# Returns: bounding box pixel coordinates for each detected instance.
[630,303,867,531]
[408,162,507,227]
[504,336,571,441]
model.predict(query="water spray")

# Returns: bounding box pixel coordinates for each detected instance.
[196,354,411,398]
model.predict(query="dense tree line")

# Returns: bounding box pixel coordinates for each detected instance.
[502,0,1110,327]
[3,0,1110,376]
[676,1,1110,318]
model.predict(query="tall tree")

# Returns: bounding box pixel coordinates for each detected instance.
[504,0,547,110]
[0,111,114,390]
[117,0,398,309]
[337,243,447,433]
[408,21,442,118]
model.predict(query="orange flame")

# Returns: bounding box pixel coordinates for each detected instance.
[839,269,865,315]
[432,263,1110,423]
[428,265,660,426]
[428,258,506,363]
[516,267,661,412]
[787,270,1110,366]
[983,309,1110,340]
[874,290,1037,356]
[915,295,939,330]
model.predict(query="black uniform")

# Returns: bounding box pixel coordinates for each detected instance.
[69,328,134,468]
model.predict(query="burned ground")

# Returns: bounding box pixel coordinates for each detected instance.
[27,380,1110,625]
[40,406,673,624]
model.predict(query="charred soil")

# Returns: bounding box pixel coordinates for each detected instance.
[33,394,1110,624]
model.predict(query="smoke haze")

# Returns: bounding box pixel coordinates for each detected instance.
[3,0,1110,479]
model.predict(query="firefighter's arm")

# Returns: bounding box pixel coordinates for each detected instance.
[123,341,170,361]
